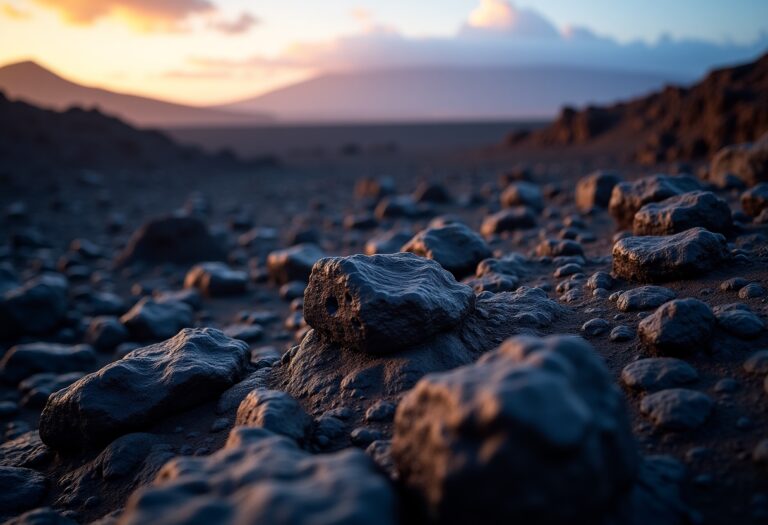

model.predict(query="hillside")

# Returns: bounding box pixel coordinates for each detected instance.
[0,61,271,128]
[516,52,768,163]
[218,66,681,122]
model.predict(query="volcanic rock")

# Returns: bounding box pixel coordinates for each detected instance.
[38,328,250,450]
[480,207,536,236]
[633,191,733,235]
[266,243,324,284]
[621,358,699,392]
[0,274,68,339]
[85,316,129,351]
[612,228,728,282]
[235,389,311,442]
[0,343,95,385]
[119,297,193,341]
[616,286,676,312]
[609,175,702,228]
[640,389,713,431]
[184,262,248,296]
[713,303,765,339]
[500,182,544,210]
[402,223,491,278]
[638,299,716,355]
[575,170,622,211]
[0,466,47,516]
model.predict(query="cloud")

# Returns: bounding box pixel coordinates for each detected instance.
[31,0,215,31]
[464,0,558,38]
[209,11,258,35]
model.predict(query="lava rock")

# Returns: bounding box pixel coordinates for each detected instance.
[235,389,311,442]
[184,262,248,296]
[713,303,765,339]
[609,175,702,228]
[392,335,638,524]
[500,181,544,210]
[0,343,95,385]
[39,328,250,450]
[402,223,492,278]
[575,170,622,211]
[0,432,52,469]
[119,298,193,341]
[0,466,47,516]
[638,299,716,355]
[640,389,713,431]
[304,253,474,354]
[266,243,325,285]
[120,427,397,525]
[633,191,732,235]
[741,183,768,217]
[0,274,68,339]
[616,286,676,312]
[621,358,699,392]
[85,316,129,351]
[480,207,536,236]
[612,228,728,282]
[115,216,226,268]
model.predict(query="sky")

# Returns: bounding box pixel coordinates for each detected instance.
[1,0,767,105]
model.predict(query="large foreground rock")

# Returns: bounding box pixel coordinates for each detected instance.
[402,223,492,278]
[609,175,701,228]
[115,216,225,267]
[632,191,732,235]
[120,427,397,525]
[612,228,728,282]
[303,253,474,354]
[392,335,638,524]
[39,328,250,450]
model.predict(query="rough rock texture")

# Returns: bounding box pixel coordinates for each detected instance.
[303,253,475,354]
[713,303,765,339]
[235,389,311,442]
[616,286,676,312]
[710,134,768,187]
[0,274,68,339]
[640,389,713,431]
[115,216,225,268]
[480,207,536,236]
[39,328,250,450]
[0,466,47,516]
[576,170,622,211]
[392,335,638,524]
[0,343,95,385]
[632,191,733,235]
[608,175,702,228]
[276,287,565,419]
[402,223,492,278]
[638,299,716,355]
[612,228,729,282]
[741,183,768,217]
[266,243,324,284]
[0,432,51,470]
[621,358,699,392]
[120,427,397,525]
[119,298,193,341]
[184,262,248,296]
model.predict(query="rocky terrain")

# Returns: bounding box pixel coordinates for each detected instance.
[512,52,768,165]
[1,85,768,525]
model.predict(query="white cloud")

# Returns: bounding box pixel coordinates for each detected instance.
[464,0,558,38]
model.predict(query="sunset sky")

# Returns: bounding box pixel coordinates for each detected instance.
[1,0,767,106]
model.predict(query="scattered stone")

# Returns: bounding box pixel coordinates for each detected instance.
[740,283,766,299]
[304,253,474,354]
[621,358,699,392]
[721,277,749,292]
[638,299,715,355]
[500,182,544,210]
[608,175,702,228]
[612,228,728,282]
[115,216,225,267]
[744,351,768,375]
[554,263,583,278]
[0,431,52,469]
[713,303,765,339]
[120,297,193,341]
[0,343,95,385]
[582,318,610,336]
[364,230,412,255]
[223,323,264,343]
[402,223,492,278]
[575,170,622,211]
[2,507,77,525]
[365,401,396,422]
[480,207,536,236]
[235,389,311,442]
[616,286,676,312]
[413,181,452,204]
[633,191,732,235]
[374,195,423,220]
[742,183,768,217]
[266,243,325,285]
[710,138,768,187]
[19,372,84,408]
[39,328,250,450]
[535,238,584,257]
[85,316,129,351]
[610,325,635,342]
[392,335,637,524]
[184,262,248,296]
[0,274,68,339]
[0,466,47,515]
[120,428,397,525]
[587,271,614,290]
[640,389,713,431]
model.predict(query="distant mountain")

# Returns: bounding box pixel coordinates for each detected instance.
[218,66,685,123]
[0,61,271,128]
[517,52,768,163]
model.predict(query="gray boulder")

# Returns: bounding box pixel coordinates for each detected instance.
[638,299,716,355]
[609,175,702,228]
[633,191,732,235]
